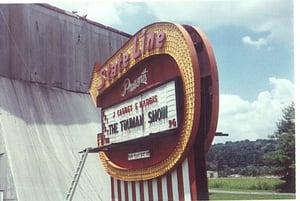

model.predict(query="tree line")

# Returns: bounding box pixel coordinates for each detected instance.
[206,139,279,177]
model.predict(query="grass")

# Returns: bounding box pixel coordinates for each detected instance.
[208,177,284,192]
[208,177,295,200]
[209,192,295,200]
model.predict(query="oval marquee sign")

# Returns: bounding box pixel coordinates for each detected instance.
[89,22,219,181]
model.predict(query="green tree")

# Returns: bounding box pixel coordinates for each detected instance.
[263,102,295,193]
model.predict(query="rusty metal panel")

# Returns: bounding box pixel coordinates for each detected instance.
[0,76,110,201]
[0,4,130,93]
[0,4,131,200]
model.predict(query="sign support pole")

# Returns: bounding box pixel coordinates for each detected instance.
[194,143,209,200]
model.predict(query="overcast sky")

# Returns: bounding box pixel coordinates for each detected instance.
[50,0,295,143]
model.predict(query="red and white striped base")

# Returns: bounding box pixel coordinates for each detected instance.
[111,156,198,201]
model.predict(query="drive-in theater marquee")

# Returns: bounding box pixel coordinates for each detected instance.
[89,22,219,199]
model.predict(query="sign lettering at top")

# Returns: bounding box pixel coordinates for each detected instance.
[101,79,178,145]
[95,29,166,91]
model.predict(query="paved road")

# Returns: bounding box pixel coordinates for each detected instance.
[209,189,295,196]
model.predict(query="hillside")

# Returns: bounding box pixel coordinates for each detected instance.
[206,139,279,177]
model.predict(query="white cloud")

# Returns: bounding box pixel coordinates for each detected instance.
[146,0,293,45]
[52,2,123,28]
[81,3,123,27]
[242,36,268,49]
[215,77,294,143]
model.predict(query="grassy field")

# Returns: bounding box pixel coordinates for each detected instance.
[209,177,283,191]
[208,177,296,200]
[209,192,295,200]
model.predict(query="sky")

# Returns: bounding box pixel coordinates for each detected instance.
[49,0,295,143]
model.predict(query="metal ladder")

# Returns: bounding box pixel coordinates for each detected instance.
[65,147,91,201]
